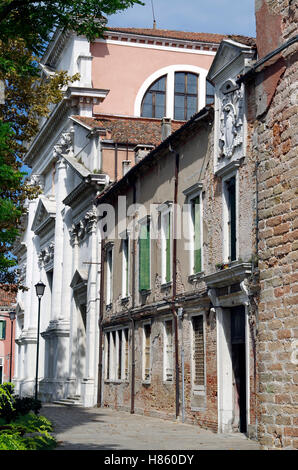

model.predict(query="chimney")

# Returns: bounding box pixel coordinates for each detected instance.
[255,0,283,59]
[161,117,172,141]
[134,144,154,164]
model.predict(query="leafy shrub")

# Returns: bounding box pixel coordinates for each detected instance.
[0,383,56,450]
[0,382,15,423]
[14,396,42,416]
[0,433,27,450]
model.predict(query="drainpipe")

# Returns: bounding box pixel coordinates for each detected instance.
[114,143,118,182]
[129,182,137,414]
[97,237,105,407]
[170,143,180,419]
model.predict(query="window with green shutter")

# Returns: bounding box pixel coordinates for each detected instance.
[0,320,6,340]
[191,196,201,273]
[161,210,172,284]
[139,219,150,291]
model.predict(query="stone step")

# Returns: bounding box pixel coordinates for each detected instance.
[52,398,83,407]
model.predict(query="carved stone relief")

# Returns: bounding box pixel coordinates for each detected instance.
[218,81,244,160]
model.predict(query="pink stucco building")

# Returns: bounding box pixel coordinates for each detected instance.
[0,288,16,384]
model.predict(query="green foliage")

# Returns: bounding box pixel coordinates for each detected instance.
[0,382,15,423]
[0,0,143,287]
[0,432,27,450]
[0,0,144,55]
[0,383,56,450]
[0,413,57,450]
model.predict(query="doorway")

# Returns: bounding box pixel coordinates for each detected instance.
[217,304,248,433]
[231,305,247,433]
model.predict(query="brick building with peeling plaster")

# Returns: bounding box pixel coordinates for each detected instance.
[12,0,297,450]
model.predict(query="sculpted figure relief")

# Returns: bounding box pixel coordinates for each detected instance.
[219,85,244,159]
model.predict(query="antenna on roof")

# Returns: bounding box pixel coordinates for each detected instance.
[151,0,156,29]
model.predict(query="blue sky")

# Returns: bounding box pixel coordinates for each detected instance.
[107,0,256,37]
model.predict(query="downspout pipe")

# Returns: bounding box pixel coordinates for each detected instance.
[129,182,137,414]
[169,142,180,419]
[97,236,105,407]
[237,35,298,84]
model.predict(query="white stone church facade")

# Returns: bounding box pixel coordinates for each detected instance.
[13,27,223,406]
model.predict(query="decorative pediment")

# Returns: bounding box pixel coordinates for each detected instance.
[207,39,255,84]
[70,269,88,290]
[31,196,56,235]
[70,269,88,305]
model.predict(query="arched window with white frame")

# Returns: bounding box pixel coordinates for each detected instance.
[135,65,208,120]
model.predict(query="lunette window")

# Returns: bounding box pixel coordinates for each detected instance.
[141,75,166,118]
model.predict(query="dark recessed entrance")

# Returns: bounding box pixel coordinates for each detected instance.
[231,305,247,433]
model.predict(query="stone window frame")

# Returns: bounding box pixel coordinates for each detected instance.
[120,229,131,301]
[104,326,129,383]
[183,183,204,279]
[157,202,173,287]
[105,242,114,307]
[163,316,174,383]
[189,311,207,401]
[142,320,152,384]
[221,167,239,264]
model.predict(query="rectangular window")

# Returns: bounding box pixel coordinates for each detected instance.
[224,176,237,262]
[161,210,172,284]
[143,323,151,382]
[122,237,129,298]
[164,319,173,381]
[139,219,150,292]
[105,327,129,382]
[0,320,6,340]
[192,196,202,273]
[193,316,205,387]
[106,246,113,304]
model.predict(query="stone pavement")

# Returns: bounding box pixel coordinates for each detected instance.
[41,403,261,451]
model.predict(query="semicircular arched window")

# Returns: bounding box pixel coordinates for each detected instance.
[141,75,166,119]
[174,72,198,120]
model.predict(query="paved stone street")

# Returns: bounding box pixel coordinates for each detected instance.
[42,404,261,451]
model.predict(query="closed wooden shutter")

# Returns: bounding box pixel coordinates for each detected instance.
[193,316,204,386]
[106,332,110,380]
[165,212,171,283]
[164,320,173,381]
[124,328,129,380]
[139,221,150,291]
[193,196,201,273]
[144,324,151,381]
[118,330,122,380]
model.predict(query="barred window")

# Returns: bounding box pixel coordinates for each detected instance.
[193,316,205,387]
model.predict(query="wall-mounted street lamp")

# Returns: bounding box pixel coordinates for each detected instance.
[34,281,45,400]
